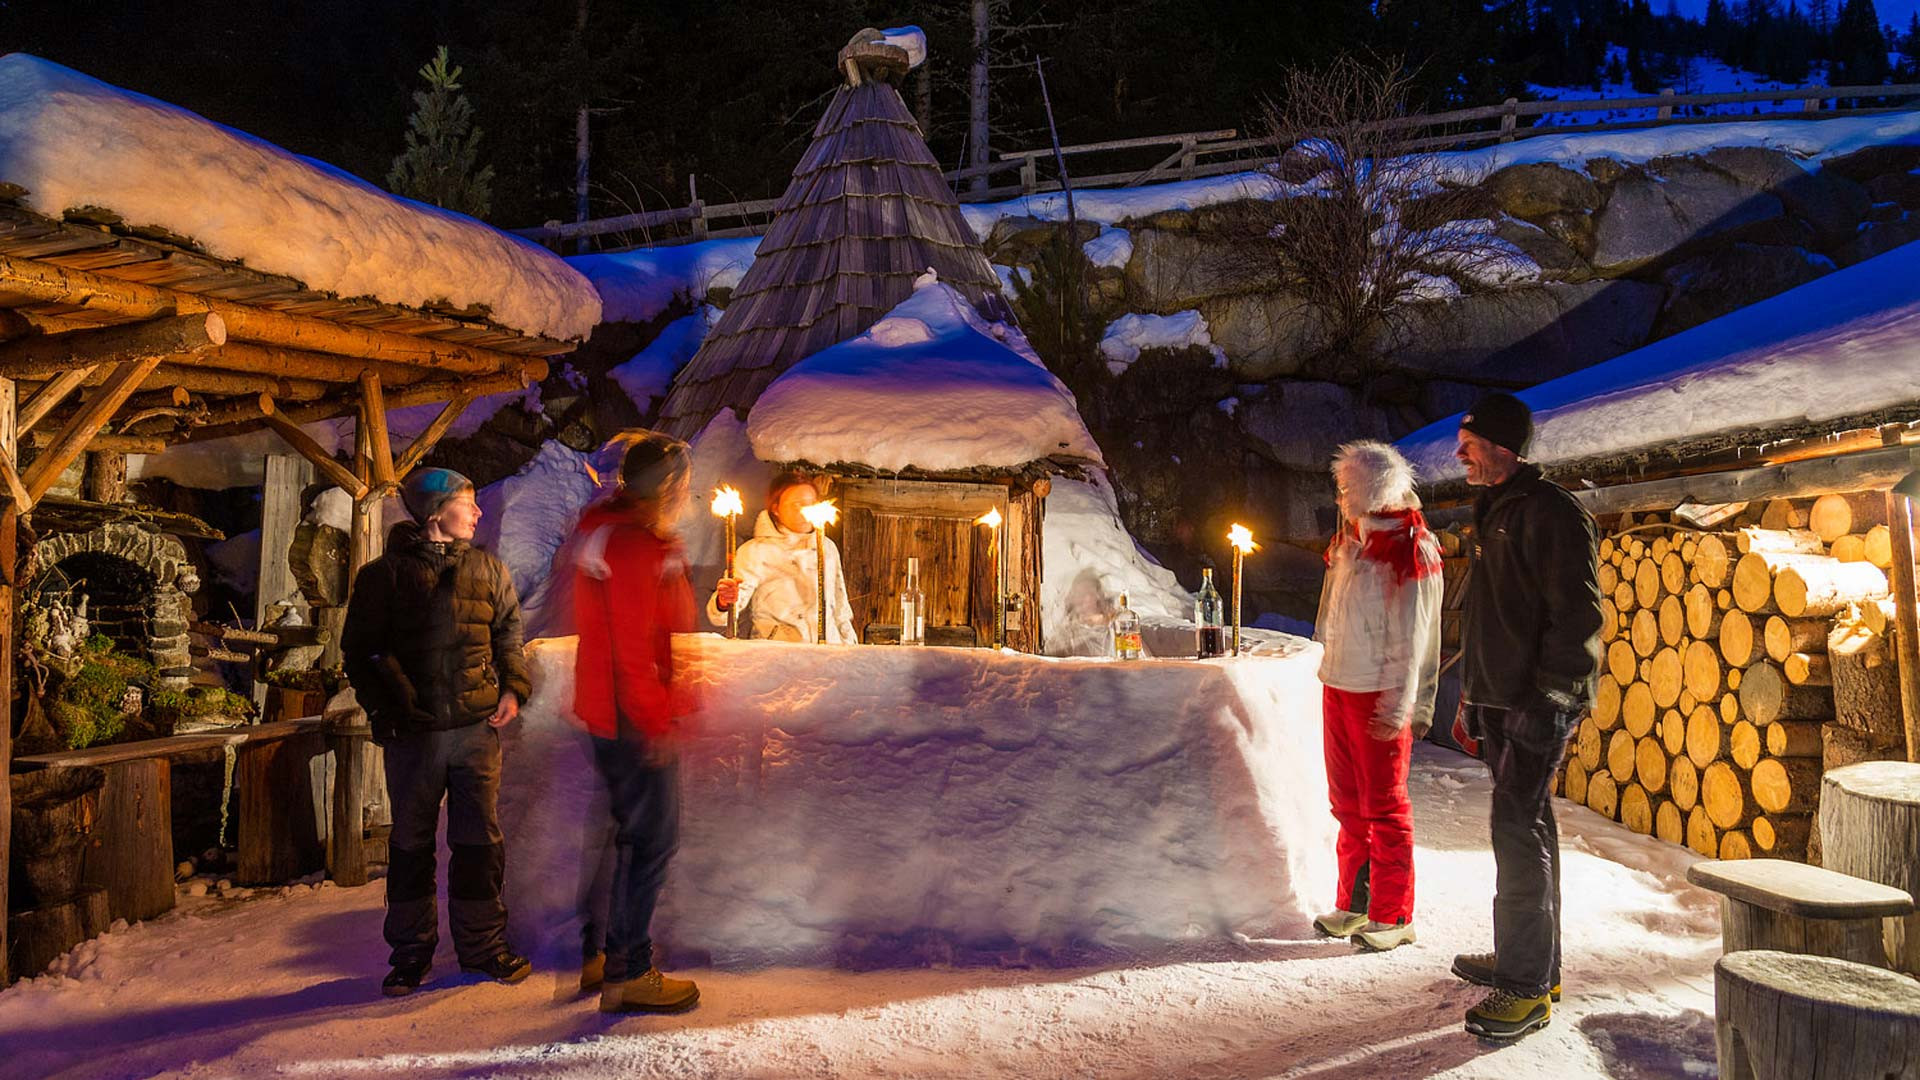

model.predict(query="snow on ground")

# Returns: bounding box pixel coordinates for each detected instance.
[0,739,1721,1080]
[1083,225,1133,269]
[1098,310,1227,375]
[1397,232,1920,481]
[609,305,719,411]
[1527,47,1830,128]
[569,237,759,324]
[747,279,1102,472]
[0,55,598,341]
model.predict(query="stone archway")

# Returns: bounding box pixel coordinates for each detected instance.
[32,524,201,688]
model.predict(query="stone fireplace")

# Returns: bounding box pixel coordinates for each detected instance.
[32,524,201,688]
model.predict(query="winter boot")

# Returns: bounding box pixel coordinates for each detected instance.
[382,961,431,997]
[1464,988,1552,1039]
[580,951,606,993]
[599,967,701,1014]
[461,949,533,985]
[1352,921,1416,952]
[1313,909,1369,938]
[1451,952,1561,1001]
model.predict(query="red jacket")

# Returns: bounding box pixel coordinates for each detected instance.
[570,503,698,740]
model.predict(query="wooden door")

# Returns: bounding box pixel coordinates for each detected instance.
[837,480,1011,647]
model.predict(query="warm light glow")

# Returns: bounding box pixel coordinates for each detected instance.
[711,485,744,518]
[799,499,839,529]
[1228,523,1259,555]
[976,507,1003,529]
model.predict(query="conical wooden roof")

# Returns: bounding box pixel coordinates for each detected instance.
[658,39,1001,439]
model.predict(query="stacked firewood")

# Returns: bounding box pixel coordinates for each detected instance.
[1558,494,1898,863]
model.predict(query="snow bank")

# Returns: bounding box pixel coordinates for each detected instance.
[747,280,1102,472]
[474,441,600,639]
[1082,226,1133,269]
[609,306,718,410]
[1098,310,1226,374]
[568,238,758,324]
[503,633,1334,966]
[0,55,598,341]
[1041,476,1197,656]
[1398,235,1920,480]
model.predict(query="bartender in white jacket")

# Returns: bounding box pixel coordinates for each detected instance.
[1310,440,1444,954]
[709,472,858,644]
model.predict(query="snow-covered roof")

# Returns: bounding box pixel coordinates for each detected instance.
[0,53,599,341]
[1397,238,1920,482]
[746,279,1102,473]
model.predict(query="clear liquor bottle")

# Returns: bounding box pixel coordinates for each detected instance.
[899,557,927,646]
[1112,591,1144,660]
[1195,567,1228,658]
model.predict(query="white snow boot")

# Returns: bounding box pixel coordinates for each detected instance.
[1313,909,1369,938]
[1352,920,1416,951]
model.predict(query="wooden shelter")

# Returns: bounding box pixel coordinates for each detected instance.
[657,30,1002,439]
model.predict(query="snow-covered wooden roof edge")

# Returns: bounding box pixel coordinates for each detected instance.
[760,453,1098,489]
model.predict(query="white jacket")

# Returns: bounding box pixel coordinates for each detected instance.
[1314,511,1445,732]
[707,511,859,644]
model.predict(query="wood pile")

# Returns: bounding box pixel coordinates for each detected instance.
[1556,495,1898,864]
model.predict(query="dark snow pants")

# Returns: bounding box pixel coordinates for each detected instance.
[1466,702,1575,998]
[586,735,680,983]
[382,723,508,969]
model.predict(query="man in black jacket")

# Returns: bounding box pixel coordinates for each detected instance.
[342,467,535,996]
[1448,393,1602,1040]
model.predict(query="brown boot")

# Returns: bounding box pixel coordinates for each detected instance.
[580,952,606,993]
[598,967,699,1014]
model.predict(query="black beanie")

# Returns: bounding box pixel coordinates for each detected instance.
[603,430,690,499]
[1460,392,1533,458]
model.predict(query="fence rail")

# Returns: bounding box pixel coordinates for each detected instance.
[517,82,1920,251]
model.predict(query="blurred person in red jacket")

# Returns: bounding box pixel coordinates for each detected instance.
[569,430,701,1014]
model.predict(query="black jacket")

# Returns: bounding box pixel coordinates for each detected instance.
[341,523,534,742]
[1462,464,1603,711]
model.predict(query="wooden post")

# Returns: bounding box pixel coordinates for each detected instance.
[0,376,14,985]
[1499,98,1519,142]
[330,424,379,887]
[1657,87,1676,121]
[1889,491,1920,762]
[1021,157,1038,194]
[254,454,313,710]
[357,372,395,493]
[689,175,709,242]
[83,450,126,504]
[1178,139,1197,180]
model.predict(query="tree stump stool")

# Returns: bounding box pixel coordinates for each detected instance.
[1716,950,1920,1079]
[1688,858,1914,968]
[1820,762,1920,975]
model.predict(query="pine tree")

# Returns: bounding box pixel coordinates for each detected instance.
[387,46,494,219]
[1832,0,1889,83]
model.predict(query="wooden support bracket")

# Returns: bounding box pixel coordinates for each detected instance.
[259,396,369,500]
[20,356,163,504]
[17,365,99,434]
[358,372,395,491]
[393,393,473,479]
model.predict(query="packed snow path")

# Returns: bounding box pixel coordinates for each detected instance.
[0,741,1719,1079]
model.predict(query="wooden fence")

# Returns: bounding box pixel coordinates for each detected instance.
[517,82,1920,251]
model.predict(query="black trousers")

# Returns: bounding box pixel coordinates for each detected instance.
[382,723,508,968]
[585,735,681,983]
[1468,703,1575,998]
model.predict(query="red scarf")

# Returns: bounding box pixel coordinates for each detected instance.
[1324,508,1443,586]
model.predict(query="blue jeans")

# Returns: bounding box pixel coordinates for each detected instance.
[586,736,680,982]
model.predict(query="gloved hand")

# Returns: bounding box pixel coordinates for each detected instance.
[1369,694,1408,741]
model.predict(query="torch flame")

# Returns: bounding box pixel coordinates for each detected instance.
[711,485,744,518]
[1228,523,1259,555]
[798,499,839,529]
[975,507,1003,529]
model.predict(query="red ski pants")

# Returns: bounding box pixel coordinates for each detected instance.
[1322,685,1416,925]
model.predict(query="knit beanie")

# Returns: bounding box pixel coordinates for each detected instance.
[400,467,475,523]
[1460,392,1534,458]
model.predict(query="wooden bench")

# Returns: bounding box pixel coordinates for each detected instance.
[1716,950,1920,1079]
[1687,858,1914,968]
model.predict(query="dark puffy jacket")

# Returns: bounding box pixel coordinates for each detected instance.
[341,523,534,742]
[1462,464,1603,711]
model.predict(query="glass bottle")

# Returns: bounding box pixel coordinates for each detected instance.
[1196,567,1228,658]
[899,557,927,646]
[1112,591,1144,660]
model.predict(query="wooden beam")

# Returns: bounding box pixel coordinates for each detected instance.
[260,400,367,500]
[1567,445,1919,518]
[208,343,433,387]
[0,313,225,380]
[184,366,541,444]
[20,356,162,504]
[0,378,13,983]
[18,365,98,434]
[0,254,549,375]
[393,393,473,479]
[43,362,335,401]
[1890,491,1920,763]
[254,454,312,711]
[22,431,166,455]
[359,371,396,491]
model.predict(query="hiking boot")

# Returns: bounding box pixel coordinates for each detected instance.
[382,961,431,997]
[1451,952,1561,1001]
[1464,988,1552,1040]
[599,967,700,1014]
[1352,921,1416,952]
[580,952,606,993]
[461,949,532,985]
[1313,909,1369,938]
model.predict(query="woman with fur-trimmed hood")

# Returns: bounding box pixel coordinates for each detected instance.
[1311,440,1443,952]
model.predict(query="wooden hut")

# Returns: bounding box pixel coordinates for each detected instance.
[657,29,1002,440]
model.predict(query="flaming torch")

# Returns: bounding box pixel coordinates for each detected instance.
[799,499,839,644]
[1228,523,1259,656]
[976,507,1006,649]
[711,486,744,638]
